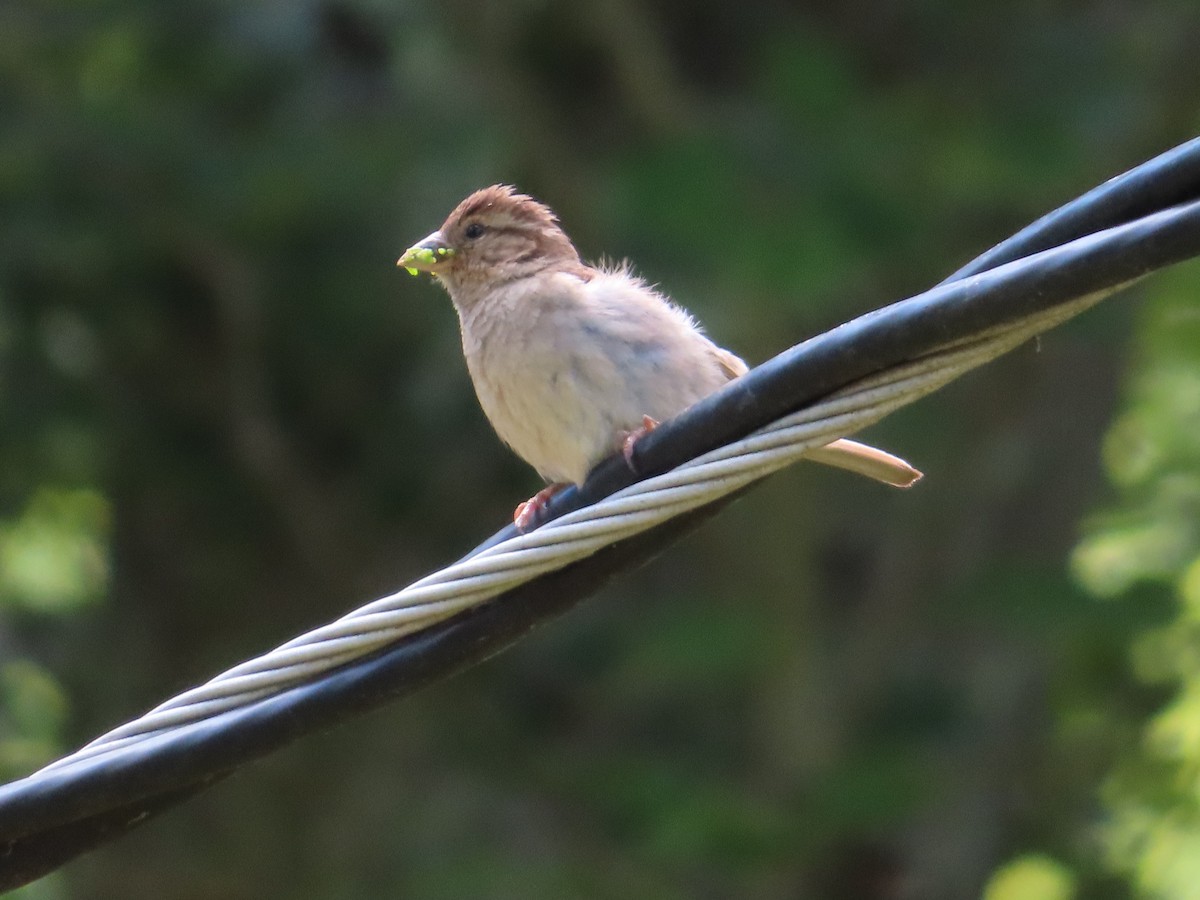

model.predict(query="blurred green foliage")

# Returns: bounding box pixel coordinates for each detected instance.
[0,488,109,613]
[1072,274,1200,898]
[983,854,1077,900]
[1,0,1199,897]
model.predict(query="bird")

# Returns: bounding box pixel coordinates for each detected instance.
[398,185,921,531]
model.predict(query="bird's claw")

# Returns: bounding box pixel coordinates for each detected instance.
[620,415,660,473]
[514,483,569,532]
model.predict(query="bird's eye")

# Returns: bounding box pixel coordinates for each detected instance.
[464,223,486,240]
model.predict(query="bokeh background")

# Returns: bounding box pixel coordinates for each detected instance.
[3,1,1200,898]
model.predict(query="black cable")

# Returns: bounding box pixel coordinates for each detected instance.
[941,135,1200,282]
[3,138,1200,890]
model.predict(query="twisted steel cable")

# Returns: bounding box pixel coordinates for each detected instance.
[39,289,1106,775]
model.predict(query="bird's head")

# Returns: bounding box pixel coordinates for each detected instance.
[398,185,581,305]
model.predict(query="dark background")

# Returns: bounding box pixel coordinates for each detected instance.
[3,1,1200,898]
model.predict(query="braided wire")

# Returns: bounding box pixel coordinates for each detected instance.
[38,290,1109,775]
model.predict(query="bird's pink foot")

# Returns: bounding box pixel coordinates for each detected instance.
[514,483,570,532]
[620,415,660,473]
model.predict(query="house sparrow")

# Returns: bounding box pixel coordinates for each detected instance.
[399,185,921,530]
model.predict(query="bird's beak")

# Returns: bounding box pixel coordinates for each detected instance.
[397,231,455,275]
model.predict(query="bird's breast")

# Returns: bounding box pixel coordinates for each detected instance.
[460,305,617,484]
[458,275,731,485]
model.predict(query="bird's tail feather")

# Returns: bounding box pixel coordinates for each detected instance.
[805,438,923,488]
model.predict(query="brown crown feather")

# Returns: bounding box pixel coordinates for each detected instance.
[443,184,561,233]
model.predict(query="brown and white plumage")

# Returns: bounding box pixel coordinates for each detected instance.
[399,185,920,524]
